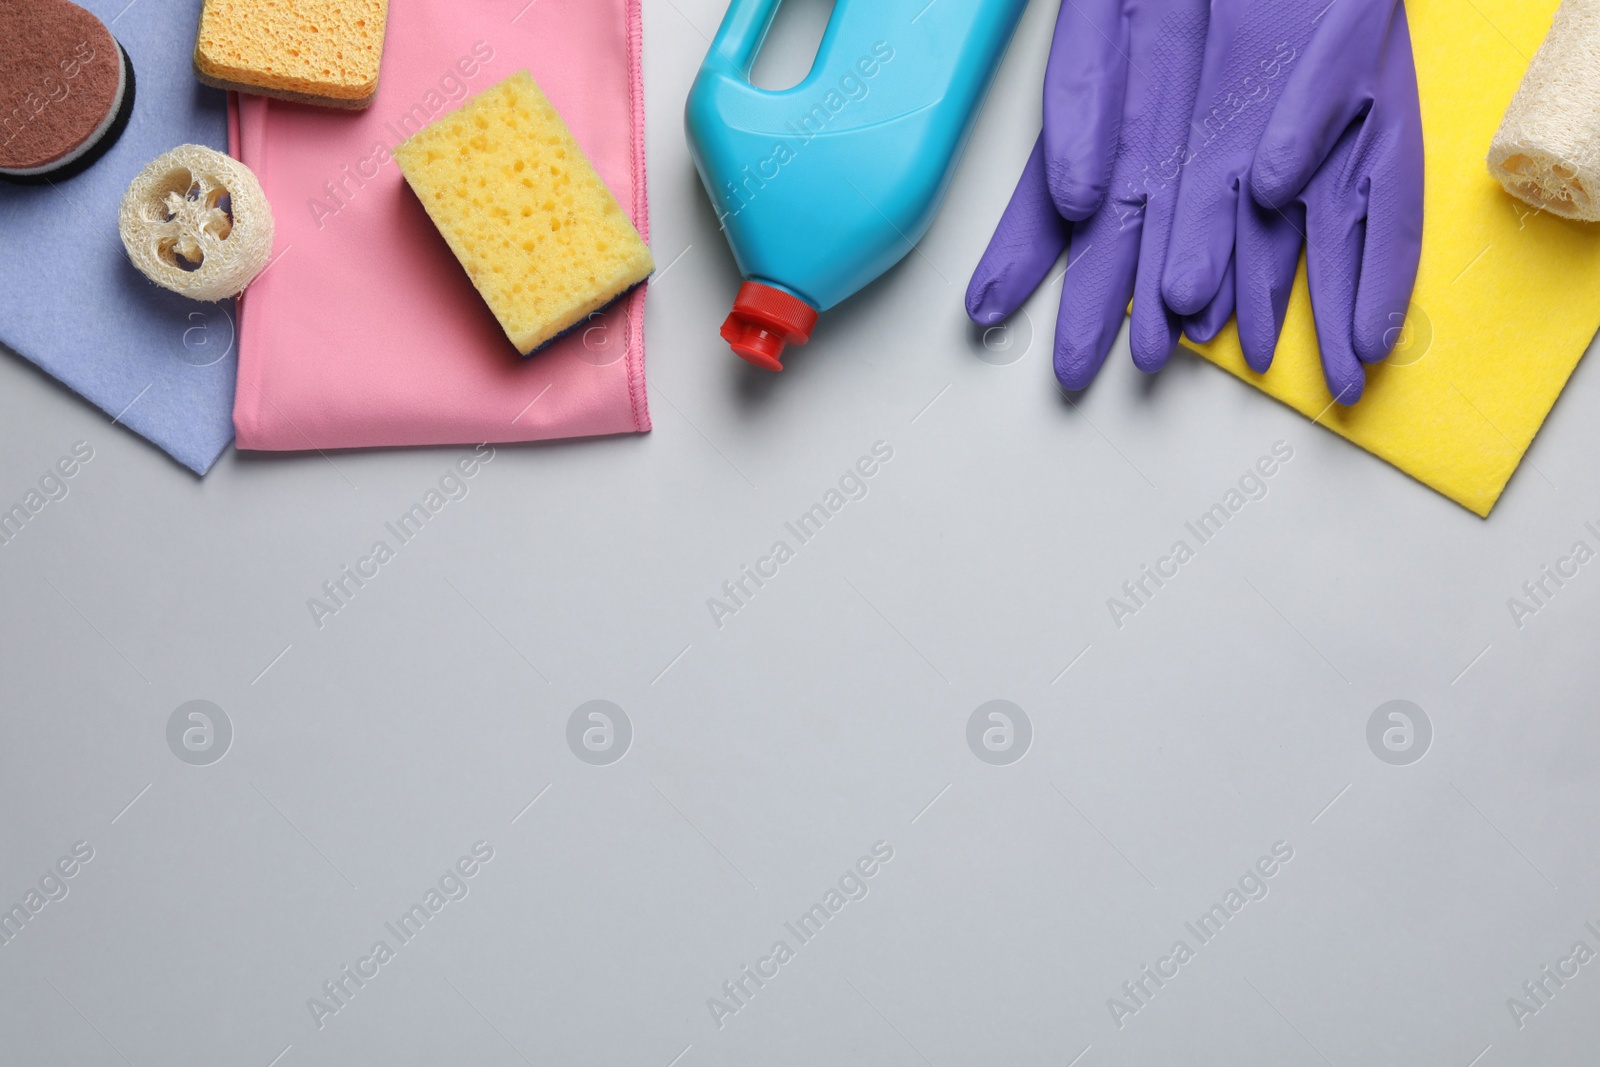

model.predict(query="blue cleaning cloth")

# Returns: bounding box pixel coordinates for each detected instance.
[0,0,235,475]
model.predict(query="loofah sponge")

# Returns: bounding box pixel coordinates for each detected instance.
[393,69,655,356]
[1487,0,1600,220]
[193,0,388,109]
[119,144,275,302]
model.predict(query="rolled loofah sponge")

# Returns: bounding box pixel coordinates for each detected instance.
[119,144,275,302]
[193,0,388,109]
[1488,0,1600,220]
[393,70,655,356]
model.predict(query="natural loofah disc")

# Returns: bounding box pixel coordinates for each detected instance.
[1488,0,1600,220]
[118,144,274,301]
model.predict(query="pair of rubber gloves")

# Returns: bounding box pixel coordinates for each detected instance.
[968,0,1424,404]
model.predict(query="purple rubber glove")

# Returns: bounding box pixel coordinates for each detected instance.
[967,0,1213,391]
[1162,0,1424,404]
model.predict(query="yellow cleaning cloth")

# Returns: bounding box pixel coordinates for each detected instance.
[1188,0,1600,517]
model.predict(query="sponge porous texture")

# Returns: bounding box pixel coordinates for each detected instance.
[393,69,655,356]
[194,0,387,108]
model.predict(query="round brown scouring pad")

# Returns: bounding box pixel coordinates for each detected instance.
[0,0,137,184]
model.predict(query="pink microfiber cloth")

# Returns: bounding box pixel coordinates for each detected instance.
[230,0,650,451]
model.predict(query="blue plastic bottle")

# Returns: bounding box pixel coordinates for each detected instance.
[686,0,1030,370]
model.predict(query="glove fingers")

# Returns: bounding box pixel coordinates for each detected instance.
[1163,167,1241,318]
[967,135,1073,326]
[1352,15,1425,363]
[1236,193,1305,373]
[1130,139,1185,372]
[1157,31,1238,322]
[1055,202,1142,391]
[1251,1,1399,207]
[1043,0,1130,220]
[1129,253,1181,373]
[1351,146,1424,364]
[1304,173,1367,406]
[1183,254,1235,346]
[1159,0,1286,319]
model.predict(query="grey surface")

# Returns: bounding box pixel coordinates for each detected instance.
[4,1,1600,1064]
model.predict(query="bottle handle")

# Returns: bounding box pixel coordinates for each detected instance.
[708,0,785,79]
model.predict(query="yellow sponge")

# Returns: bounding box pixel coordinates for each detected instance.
[393,70,654,356]
[193,0,388,109]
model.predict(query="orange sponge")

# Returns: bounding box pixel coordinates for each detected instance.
[193,0,388,109]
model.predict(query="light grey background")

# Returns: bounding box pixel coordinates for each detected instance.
[3,1,1599,1064]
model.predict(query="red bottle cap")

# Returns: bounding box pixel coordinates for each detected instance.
[720,281,818,371]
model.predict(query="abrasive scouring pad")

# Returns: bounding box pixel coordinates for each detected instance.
[0,0,136,183]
